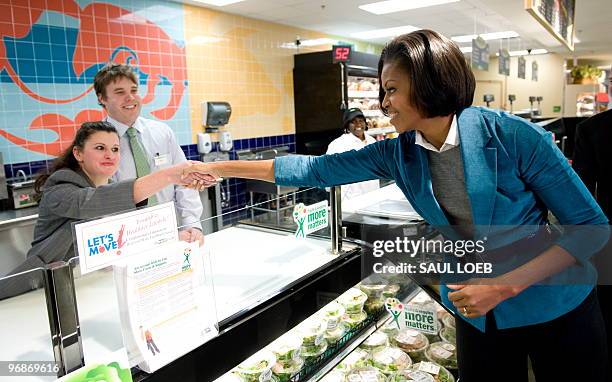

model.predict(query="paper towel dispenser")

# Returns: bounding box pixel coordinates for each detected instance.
[202,101,231,132]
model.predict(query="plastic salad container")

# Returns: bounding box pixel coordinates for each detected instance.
[410,362,455,382]
[339,288,368,315]
[438,326,456,345]
[299,319,328,360]
[337,348,370,373]
[369,346,412,375]
[271,358,304,382]
[387,369,436,382]
[391,329,429,362]
[424,342,457,370]
[346,367,387,382]
[235,351,277,382]
[360,331,389,351]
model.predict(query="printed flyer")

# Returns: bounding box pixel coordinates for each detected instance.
[114,241,218,373]
[74,202,178,274]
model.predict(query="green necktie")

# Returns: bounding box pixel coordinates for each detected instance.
[126,127,157,205]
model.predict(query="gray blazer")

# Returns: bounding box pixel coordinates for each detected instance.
[1,169,136,298]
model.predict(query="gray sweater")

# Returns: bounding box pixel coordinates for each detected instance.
[427,146,474,237]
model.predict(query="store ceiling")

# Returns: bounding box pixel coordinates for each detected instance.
[181,0,612,61]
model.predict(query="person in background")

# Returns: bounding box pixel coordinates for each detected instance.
[93,64,204,245]
[573,107,612,372]
[1,122,209,298]
[326,108,379,200]
[184,30,610,381]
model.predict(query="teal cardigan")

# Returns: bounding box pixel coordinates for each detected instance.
[275,107,609,331]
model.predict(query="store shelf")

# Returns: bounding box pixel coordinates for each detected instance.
[348,90,379,99]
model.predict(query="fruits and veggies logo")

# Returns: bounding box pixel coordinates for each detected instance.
[384,297,404,329]
[292,203,308,238]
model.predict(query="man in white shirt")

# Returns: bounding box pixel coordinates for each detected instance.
[326,108,379,200]
[93,64,204,244]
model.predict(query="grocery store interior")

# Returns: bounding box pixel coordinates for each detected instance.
[0,0,611,381]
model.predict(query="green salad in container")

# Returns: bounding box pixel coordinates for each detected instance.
[339,288,368,314]
[270,335,303,364]
[337,348,370,373]
[391,329,429,363]
[360,331,389,351]
[235,351,277,382]
[299,319,328,360]
[319,370,345,382]
[343,311,368,329]
[387,369,436,382]
[358,283,386,299]
[410,362,455,382]
[438,326,456,345]
[272,358,304,382]
[324,322,347,345]
[424,342,457,370]
[380,320,400,338]
[346,367,387,382]
[423,320,442,344]
[370,346,412,375]
[382,284,401,299]
[440,313,455,330]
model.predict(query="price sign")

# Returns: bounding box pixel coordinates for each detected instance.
[332,45,352,63]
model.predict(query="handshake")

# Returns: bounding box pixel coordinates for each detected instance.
[176,161,222,191]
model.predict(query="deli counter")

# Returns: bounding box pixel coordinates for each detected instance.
[0,185,455,382]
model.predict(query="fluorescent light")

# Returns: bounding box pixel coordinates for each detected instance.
[351,25,420,40]
[508,49,548,56]
[188,35,226,45]
[573,37,580,43]
[460,46,472,53]
[191,0,244,6]
[451,31,519,43]
[280,38,337,49]
[360,0,460,15]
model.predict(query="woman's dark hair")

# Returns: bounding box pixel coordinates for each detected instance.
[378,29,475,118]
[34,121,119,200]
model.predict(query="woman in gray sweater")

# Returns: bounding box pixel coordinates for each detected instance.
[1,121,207,297]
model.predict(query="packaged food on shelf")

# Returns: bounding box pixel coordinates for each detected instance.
[338,288,368,315]
[387,369,436,382]
[369,346,412,375]
[336,348,370,373]
[324,322,347,345]
[270,334,303,364]
[346,366,387,382]
[299,319,328,360]
[342,310,368,329]
[382,284,401,299]
[441,314,455,330]
[235,351,277,382]
[322,302,345,331]
[379,320,400,338]
[391,328,429,363]
[410,362,455,382]
[424,342,457,370]
[438,326,456,345]
[359,331,389,351]
[271,358,304,382]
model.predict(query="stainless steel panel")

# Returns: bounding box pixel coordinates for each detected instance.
[0,216,36,275]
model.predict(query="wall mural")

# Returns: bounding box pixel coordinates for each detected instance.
[0,0,190,164]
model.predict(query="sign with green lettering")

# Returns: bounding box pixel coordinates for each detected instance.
[293,201,329,238]
[384,298,438,335]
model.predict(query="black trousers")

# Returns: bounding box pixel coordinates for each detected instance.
[455,289,610,382]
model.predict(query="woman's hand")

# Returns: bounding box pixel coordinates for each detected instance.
[168,161,220,191]
[447,279,518,318]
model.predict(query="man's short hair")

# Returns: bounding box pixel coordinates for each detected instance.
[378,29,475,118]
[93,63,139,105]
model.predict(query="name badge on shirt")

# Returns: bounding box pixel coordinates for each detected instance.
[154,153,170,166]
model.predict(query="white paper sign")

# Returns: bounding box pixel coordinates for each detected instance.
[384,298,439,335]
[114,241,218,373]
[293,201,329,238]
[74,202,178,274]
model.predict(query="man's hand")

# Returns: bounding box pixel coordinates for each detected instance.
[179,227,204,246]
[176,161,221,191]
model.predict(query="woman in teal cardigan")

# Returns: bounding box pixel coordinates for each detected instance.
[188,30,609,381]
